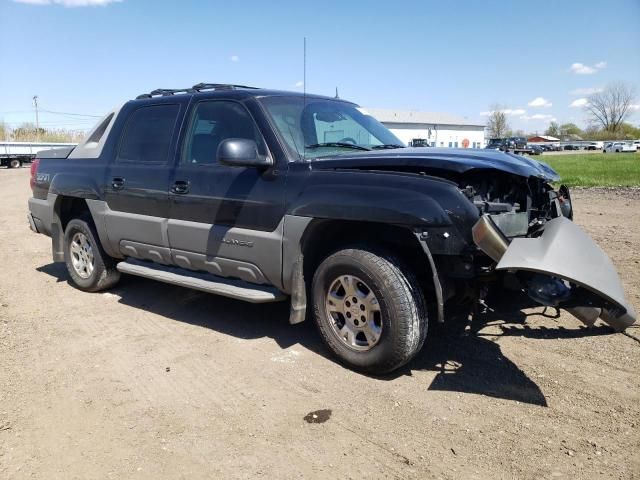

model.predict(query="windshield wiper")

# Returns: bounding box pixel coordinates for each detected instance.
[305,142,370,151]
[371,144,406,150]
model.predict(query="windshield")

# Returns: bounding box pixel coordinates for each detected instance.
[259,96,404,160]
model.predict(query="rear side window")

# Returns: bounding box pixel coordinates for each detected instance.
[117,104,179,163]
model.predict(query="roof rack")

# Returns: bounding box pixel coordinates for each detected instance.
[136,83,259,100]
[191,83,259,92]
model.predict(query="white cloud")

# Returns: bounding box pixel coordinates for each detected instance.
[520,114,555,121]
[569,87,602,96]
[294,81,304,88]
[629,104,640,112]
[13,0,122,5]
[528,97,552,108]
[230,55,240,63]
[570,63,596,74]
[570,98,589,108]
[569,61,607,75]
[480,108,526,116]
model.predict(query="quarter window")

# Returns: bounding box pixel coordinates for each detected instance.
[182,101,266,165]
[117,104,179,163]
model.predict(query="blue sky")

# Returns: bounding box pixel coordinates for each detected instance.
[1,0,639,134]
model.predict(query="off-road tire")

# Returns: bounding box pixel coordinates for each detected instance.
[64,216,120,292]
[312,247,427,374]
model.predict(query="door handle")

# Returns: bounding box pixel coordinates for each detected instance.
[112,177,125,190]
[171,180,190,194]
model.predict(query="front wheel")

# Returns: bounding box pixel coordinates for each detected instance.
[312,247,427,374]
[64,216,120,292]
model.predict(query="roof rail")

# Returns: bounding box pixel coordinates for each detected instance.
[135,83,259,100]
[192,83,259,92]
[136,88,195,100]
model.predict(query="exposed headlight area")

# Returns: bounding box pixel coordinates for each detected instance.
[460,172,573,238]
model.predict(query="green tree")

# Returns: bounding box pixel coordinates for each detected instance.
[545,121,560,137]
[559,123,583,136]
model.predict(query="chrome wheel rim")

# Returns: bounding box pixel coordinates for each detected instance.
[70,232,94,279]
[325,275,382,352]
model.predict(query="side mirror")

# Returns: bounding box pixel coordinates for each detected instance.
[217,138,273,168]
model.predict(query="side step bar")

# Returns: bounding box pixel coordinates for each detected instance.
[116,259,287,304]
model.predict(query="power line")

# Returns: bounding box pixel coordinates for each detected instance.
[39,109,102,118]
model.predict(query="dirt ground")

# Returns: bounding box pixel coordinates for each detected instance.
[1,167,639,480]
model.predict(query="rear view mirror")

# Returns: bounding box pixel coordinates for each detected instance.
[217,138,273,168]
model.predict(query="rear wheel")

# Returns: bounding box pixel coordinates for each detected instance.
[9,159,21,168]
[64,216,120,292]
[312,247,427,374]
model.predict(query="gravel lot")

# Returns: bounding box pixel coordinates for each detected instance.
[1,167,639,479]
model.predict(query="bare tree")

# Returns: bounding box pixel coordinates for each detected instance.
[585,82,636,133]
[486,104,509,138]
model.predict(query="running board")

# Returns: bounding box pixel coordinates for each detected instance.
[116,259,287,303]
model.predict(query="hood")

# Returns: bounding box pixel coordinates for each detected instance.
[310,147,560,182]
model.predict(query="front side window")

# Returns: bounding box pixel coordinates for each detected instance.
[117,104,179,163]
[260,96,403,160]
[182,101,266,165]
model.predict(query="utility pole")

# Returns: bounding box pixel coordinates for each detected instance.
[33,95,40,141]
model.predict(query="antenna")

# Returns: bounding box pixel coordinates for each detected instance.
[335,87,339,99]
[303,37,307,161]
[33,95,40,141]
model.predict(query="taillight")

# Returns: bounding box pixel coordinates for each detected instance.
[30,158,40,191]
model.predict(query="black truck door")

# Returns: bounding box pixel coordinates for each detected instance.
[103,101,184,264]
[167,99,287,288]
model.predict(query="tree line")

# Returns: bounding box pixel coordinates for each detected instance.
[0,122,85,143]
[486,81,638,140]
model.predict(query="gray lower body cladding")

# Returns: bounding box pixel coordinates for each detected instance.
[473,215,636,331]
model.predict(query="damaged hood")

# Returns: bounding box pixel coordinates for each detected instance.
[310,147,560,182]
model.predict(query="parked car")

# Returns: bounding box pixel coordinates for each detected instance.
[563,144,579,151]
[603,142,636,153]
[26,83,637,374]
[527,144,544,155]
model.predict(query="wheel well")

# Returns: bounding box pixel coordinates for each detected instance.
[56,196,91,232]
[300,219,433,290]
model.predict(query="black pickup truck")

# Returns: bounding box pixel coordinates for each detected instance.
[27,83,636,373]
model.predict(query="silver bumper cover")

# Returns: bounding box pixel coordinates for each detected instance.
[474,215,636,331]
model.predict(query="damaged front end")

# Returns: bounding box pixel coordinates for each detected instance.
[471,180,636,331]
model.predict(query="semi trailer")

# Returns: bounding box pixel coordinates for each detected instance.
[1,142,77,168]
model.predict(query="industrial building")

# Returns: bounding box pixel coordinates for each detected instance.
[366,108,486,149]
[528,135,560,143]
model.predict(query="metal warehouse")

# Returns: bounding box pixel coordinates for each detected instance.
[366,108,486,149]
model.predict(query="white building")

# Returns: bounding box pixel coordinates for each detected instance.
[366,108,486,149]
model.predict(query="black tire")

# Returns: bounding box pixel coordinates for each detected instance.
[9,159,21,169]
[63,215,120,292]
[311,247,427,374]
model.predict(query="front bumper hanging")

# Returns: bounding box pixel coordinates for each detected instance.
[473,215,636,331]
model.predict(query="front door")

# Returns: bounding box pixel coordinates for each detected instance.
[103,101,184,264]
[167,99,287,288]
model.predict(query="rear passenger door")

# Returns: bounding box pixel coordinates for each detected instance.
[103,101,185,264]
